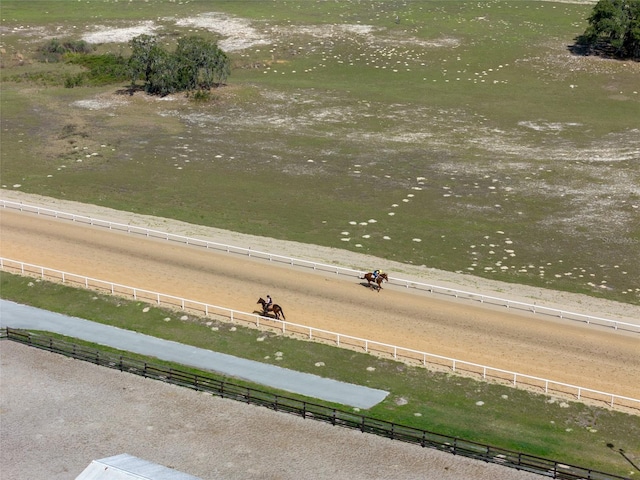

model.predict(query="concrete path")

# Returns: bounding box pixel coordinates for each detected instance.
[0,300,388,409]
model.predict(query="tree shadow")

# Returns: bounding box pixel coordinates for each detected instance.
[567,36,639,61]
[567,35,606,57]
[115,84,145,96]
[567,39,593,57]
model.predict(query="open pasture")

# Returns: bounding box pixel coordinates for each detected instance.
[1,0,638,305]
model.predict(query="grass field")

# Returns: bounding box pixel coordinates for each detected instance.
[2,271,639,477]
[1,0,638,304]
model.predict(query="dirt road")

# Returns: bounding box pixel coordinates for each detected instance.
[1,198,639,401]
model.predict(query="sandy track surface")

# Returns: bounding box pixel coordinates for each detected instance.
[0,192,639,402]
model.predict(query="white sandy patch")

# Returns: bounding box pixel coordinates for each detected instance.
[1,25,48,37]
[174,12,270,51]
[81,21,158,44]
[72,97,127,110]
[280,24,377,39]
[403,37,461,49]
[518,121,582,132]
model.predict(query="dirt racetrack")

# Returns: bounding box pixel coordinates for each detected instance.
[1,192,639,401]
[1,191,640,480]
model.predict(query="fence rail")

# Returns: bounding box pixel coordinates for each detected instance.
[1,257,638,413]
[0,329,630,480]
[2,199,638,333]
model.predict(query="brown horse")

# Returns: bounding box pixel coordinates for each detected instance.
[360,272,388,291]
[257,297,286,320]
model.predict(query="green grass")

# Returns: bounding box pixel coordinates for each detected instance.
[0,0,213,24]
[2,1,639,304]
[1,271,639,476]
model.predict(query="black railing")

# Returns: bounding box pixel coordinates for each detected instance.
[1,328,630,480]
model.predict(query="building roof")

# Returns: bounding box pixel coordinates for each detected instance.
[75,454,203,480]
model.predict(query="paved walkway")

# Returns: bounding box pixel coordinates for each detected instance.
[0,300,388,409]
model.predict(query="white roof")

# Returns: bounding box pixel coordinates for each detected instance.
[75,454,203,480]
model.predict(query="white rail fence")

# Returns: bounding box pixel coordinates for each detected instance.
[2,199,639,333]
[2,257,638,413]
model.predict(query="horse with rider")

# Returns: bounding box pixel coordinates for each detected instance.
[257,295,286,320]
[360,269,388,291]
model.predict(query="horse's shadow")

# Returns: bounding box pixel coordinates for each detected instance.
[359,281,383,292]
[254,309,277,318]
[359,273,387,292]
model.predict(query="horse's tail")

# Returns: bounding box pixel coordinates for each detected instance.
[273,304,285,321]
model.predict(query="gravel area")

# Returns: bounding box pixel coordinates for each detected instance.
[1,341,541,480]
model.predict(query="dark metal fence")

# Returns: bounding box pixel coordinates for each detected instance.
[1,328,630,480]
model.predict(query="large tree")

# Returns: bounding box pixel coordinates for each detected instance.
[175,36,230,89]
[577,0,640,60]
[128,34,158,86]
[128,34,230,95]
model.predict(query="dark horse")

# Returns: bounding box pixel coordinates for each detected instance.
[257,297,286,320]
[360,272,389,291]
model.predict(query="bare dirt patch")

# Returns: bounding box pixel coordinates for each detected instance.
[1,341,542,480]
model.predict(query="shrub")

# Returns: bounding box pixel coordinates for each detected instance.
[188,89,212,103]
[66,53,130,85]
[64,73,86,88]
[37,38,95,63]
